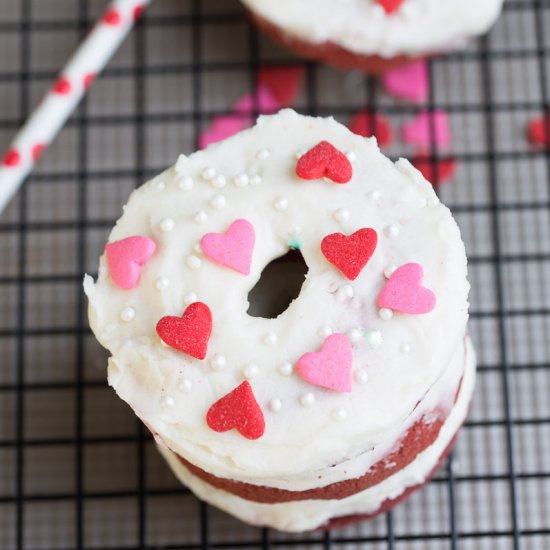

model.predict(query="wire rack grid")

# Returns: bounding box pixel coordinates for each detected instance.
[1,0,550,548]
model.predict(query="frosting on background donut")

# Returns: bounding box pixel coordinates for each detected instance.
[85,110,472,519]
[241,0,505,58]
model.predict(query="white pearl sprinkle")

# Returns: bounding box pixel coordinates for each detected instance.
[268,397,282,413]
[379,308,394,321]
[273,197,289,211]
[186,255,201,270]
[257,148,270,160]
[184,292,197,305]
[233,173,249,187]
[202,167,217,181]
[263,332,278,345]
[300,393,315,407]
[365,330,383,348]
[400,342,412,354]
[332,407,348,421]
[155,276,170,291]
[346,151,357,161]
[384,265,398,278]
[120,307,135,322]
[334,208,351,223]
[351,298,362,310]
[243,363,258,379]
[178,379,193,393]
[209,194,226,209]
[249,174,262,186]
[328,281,339,293]
[194,211,207,224]
[178,176,193,191]
[154,180,165,191]
[347,328,363,343]
[341,284,354,298]
[368,190,381,201]
[354,369,369,385]
[386,224,400,238]
[279,362,293,376]
[210,354,227,371]
[159,218,174,232]
[317,325,333,338]
[211,174,226,189]
[163,395,175,408]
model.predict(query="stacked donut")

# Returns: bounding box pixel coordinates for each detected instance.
[242,0,505,72]
[85,110,474,532]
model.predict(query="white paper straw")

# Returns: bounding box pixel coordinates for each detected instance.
[0,0,152,214]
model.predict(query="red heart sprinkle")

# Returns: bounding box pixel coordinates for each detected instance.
[32,143,46,161]
[206,381,265,440]
[133,4,145,21]
[321,228,378,280]
[53,77,71,95]
[527,112,550,148]
[2,148,21,167]
[412,154,457,185]
[296,141,353,184]
[156,302,212,360]
[102,8,122,25]
[376,0,405,14]
[257,66,304,105]
[83,72,96,90]
[349,110,393,147]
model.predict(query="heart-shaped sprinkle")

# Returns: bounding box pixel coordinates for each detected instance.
[412,154,457,185]
[206,381,265,440]
[527,112,550,148]
[296,141,353,184]
[257,66,304,105]
[376,0,405,14]
[349,110,393,147]
[402,110,451,149]
[382,60,429,104]
[105,236,156,290]
[200,219,255,275]
[296,333,353,392]
[377,263,436,314]
[321,228,378,280]
[156,302,212,360]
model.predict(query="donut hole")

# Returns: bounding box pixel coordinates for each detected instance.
[247,249,308,319]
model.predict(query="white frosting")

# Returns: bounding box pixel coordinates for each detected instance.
[85,110,470,491]
[158,336,476,532]
[242,0,505,57]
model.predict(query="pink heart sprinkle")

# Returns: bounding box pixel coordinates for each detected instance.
[105,236,156,290]
[233,86,279,115]
[200,219,255,275]
[377,263,436,314]
[296,333,353,393]
[199,116,246,149]
[382,60,429,104]
[402,110,451,149]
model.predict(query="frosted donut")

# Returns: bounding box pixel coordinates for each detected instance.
[85,109,474,532]
[242,0,505,72]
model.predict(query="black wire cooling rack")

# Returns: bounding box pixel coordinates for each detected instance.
[1,0,550,548]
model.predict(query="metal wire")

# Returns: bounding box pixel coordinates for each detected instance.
[1,0,550,548]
